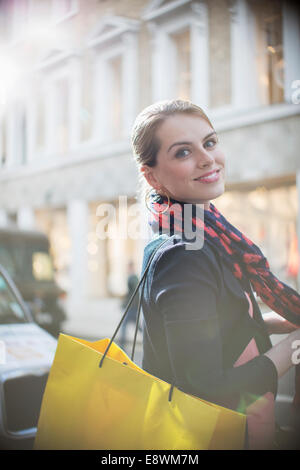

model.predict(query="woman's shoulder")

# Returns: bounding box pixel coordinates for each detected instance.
[144,234,220,263]
[143,234,222,285]
[141,235,224,306]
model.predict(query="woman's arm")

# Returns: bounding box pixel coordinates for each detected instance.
[150,244,278,410]
[263,311,299,335]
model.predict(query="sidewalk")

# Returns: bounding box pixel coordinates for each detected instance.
[61,298,121,339]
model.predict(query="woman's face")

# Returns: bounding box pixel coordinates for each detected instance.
[142,113,226,209]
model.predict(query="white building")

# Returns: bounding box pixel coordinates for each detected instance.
[0,0,300,321]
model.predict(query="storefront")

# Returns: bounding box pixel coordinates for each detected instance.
[217,180,299,311]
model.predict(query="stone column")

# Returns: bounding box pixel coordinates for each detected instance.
[149,24,172,101]
[0,116,4,167]
[44,81,56,157]
[190,1,209,110]
[93,55,111,142]
[26,88,36,164]
[230,0,259,109]
[282,0,300,104]
[122,32,139,136]
[5,106,15,169]
[69,58,81,150]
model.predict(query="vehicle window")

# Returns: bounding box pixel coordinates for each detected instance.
[0,274,27,324]
[0,235,55,282]
[10,244,54,282]
[13,244,31,280]
[0,246,17,278]
[32,252,54,281]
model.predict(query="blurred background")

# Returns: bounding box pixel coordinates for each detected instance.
[0,0,299,346]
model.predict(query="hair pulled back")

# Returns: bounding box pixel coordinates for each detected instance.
[131,99,214,169]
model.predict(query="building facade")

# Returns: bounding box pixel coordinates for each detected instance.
[0,0,300,318]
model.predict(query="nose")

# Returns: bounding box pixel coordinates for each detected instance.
[195,146,215,168]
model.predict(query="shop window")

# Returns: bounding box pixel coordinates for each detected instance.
[208,0,231,109]
[88,16,140,142]
[35,208,71,292]
[0,117,7,167]
[95,198,142,298]
[145,1,209,107]
[217,184,299,292]
[35,49,79,156]
[109,55,122,139]
[55,77,69,153]
[249,0,284,105]
[170,28,191,100]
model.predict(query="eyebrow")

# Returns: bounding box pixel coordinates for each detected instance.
[167,131,217,153]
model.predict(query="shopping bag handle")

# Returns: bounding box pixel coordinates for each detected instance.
[99,235,176,401]
[131,237,176,401]
[99,236,170,368]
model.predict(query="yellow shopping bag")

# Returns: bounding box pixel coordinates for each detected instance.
[35,236,246,450]
[34,334,246,450]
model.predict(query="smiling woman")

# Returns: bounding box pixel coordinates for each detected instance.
[131,99,300,450]
[141,113,225,209]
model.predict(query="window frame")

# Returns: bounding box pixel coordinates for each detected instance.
[146,0,300,126]
[229,0,300,115]
[32,51,81,162]
[145,1,210,109]
[86,16,140,145]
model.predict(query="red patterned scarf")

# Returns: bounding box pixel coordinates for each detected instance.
[149,194,300,406]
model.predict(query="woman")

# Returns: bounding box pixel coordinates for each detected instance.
[131,99,300,450]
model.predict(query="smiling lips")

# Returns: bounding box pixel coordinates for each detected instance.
[194,168,221,183]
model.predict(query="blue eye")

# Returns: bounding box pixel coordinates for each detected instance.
[175,148,191,158]
[204,138,217,148]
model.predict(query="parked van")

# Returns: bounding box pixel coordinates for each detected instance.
[0,228,66,337]
[0,263,57,449]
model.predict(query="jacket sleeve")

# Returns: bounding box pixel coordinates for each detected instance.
[150,243,278,410]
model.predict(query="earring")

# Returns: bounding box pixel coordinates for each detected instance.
[145,188,170,215]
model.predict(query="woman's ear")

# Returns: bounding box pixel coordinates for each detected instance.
[140,165,161,192]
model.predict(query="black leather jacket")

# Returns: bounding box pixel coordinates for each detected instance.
[140,235,278,412]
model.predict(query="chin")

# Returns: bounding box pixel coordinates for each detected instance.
[199,186,225,203]
[210,191,225,203]
[211,182,225,198]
